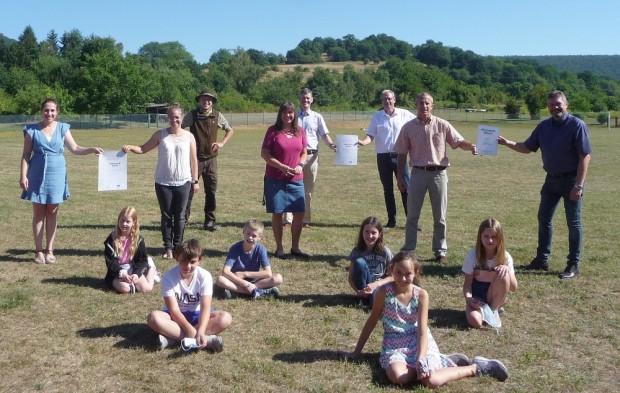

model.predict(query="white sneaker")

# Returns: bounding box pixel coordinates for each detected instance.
[148,257,161,283]
[205,335,224,352]
[493,309,502,328]
[158,334,172,350]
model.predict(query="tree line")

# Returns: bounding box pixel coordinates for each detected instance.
[1,27,618,118]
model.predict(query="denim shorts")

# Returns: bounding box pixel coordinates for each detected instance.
[472,280,491,304]
[264,177,305,213]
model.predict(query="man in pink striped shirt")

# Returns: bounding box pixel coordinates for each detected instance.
[395,92,476,264]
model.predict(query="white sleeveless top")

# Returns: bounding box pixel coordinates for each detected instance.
[154,128,192,186]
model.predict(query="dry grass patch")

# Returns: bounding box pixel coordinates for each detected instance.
[0,121,618,392]
[265,61,383,82]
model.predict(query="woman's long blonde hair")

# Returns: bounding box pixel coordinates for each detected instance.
[114,206,140,260]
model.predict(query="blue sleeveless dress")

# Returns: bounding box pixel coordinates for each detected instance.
[21,122,70,204]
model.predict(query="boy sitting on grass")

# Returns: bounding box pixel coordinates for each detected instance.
[215,219,283,299]
[147,239,232,350]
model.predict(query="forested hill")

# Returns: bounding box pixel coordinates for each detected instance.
[1,28,619,116]
[508,55,620,81]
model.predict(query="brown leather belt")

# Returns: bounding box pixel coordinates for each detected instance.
[414,166,446,171]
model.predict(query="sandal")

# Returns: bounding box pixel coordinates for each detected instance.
[44,250,56,264]
[34,250,45,264]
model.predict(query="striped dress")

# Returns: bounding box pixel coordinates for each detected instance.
[379,283,455,370]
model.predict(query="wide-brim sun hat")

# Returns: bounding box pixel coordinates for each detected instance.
[195,89,218,103]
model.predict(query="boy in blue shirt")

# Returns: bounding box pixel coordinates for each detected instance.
[215,219,283,299]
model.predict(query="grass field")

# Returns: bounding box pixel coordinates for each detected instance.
[0,119,618,392]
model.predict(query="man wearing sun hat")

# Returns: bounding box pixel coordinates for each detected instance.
[182,89,234,231]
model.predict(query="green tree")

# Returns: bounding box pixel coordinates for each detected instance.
[80,36,123,61]
[328,46,350,62]
[74,50,156,113]
[219,48,267,94]
[41,30,59,56]
[139,41,198,70]
[504,99,521,119]
[449,82,472,109]
[525,84,548,119]
[10,26,39,68]
[250,70,303,106]
[5,67,39,95]
[59,29,84,68]
[415,40,451,68]
[0,88,18,114]
[33,55,73,88]
[306,67,342,107]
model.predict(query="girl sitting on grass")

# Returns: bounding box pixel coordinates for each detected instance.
[342,252,509,388]
[104,206,159,294]
[462,218,518,329]
[347,216,393,309]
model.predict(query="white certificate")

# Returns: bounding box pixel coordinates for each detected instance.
[335,135,358,166]
[476,125,499,156]
[98,151,127,191]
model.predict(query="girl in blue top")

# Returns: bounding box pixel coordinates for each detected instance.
[348,216,393,309]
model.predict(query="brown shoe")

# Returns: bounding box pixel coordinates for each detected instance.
[435,255,448,265]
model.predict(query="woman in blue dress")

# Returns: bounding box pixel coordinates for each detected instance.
[20,98,103,264]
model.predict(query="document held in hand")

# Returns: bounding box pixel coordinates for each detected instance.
[476,125,499,156]
[98,150,127,191]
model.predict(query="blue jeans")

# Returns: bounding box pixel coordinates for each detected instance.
[155,182,191,251]
[351,258,380,307]
[537,174,583,265]
[377,153,409,224]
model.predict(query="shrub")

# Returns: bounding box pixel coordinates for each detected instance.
[597,113,609,125]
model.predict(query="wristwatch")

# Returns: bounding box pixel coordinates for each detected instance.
[192,180,199,184]
[574,184,583,190]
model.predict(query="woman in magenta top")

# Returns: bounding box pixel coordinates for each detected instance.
[261,102,309,259]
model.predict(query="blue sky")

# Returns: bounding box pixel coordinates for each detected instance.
[3,0,619,64]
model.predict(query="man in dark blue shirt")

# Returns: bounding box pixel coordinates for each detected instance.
[498,91,592,279]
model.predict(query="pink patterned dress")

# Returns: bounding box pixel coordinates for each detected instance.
[379,283,456,370]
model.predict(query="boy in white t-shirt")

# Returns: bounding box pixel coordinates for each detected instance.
[147,239,232,350]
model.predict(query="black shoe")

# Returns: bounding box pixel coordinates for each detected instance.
[519,257,550,271]
[435,255,448,265]
[385,221,396,228]
[203,221,217,231]
[559,264,579,279]
[417,225,422,232]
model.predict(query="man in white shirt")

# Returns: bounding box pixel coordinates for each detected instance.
[284,88,336,228]
[357,90,415,228]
